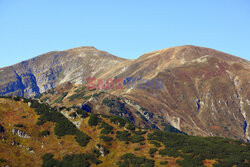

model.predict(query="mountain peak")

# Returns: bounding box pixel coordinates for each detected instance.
[139,45,249,65]
[66,46,97,51]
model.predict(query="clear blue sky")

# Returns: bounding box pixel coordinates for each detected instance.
[0,0,249,68]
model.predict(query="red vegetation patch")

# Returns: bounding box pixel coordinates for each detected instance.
[203,159,217,167]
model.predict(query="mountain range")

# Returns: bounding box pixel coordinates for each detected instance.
[0,45,249,143]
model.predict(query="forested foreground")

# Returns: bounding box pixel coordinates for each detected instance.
[0,96,250,167]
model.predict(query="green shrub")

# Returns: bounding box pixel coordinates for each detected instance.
[82,95,92,100]
[163,123,186,134]
[68,92,85,101]
[136,111,148,122]
[42,153,102,167]
[100,135,113,142]
[117,153,155,167]
[91,148,101,157]
[150,141,161,147]
[102,98,114,107]
[149,148,158,155]
[39,130,50,137]
[69,112,77,118]
[54,117,77,136]
[36,119,46,125]
[132,130,147,135]
[41,153,59,167]
[116,131,131,141]
[130,135,145,143]
[159,148,180,158]
[110,116,126,127]
[126,123,135,130]
[176,158,203,167]
[100,122,113,134]
[160,161,168,165]
[54,92,68,103]
[14,124,26,128]
[134,148,140,151]
[75,131,91,147]
[88,114,101,126]
[76,108,89,118]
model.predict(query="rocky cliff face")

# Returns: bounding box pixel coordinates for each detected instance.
[0,45,249,142]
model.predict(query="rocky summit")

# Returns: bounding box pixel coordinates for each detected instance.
[0,45,249,143]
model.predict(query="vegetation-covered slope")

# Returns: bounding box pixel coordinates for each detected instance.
[0,96,250,167]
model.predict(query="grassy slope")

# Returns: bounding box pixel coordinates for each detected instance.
[0,98,85,166]
[0,97,250,167]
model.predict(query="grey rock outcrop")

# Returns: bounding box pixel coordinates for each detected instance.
[12,128,31,139]
[95,144,109,157]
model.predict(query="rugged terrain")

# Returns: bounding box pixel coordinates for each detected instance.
[1,97,250,167]
[0,45,249,142]
[0,46,126,97]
